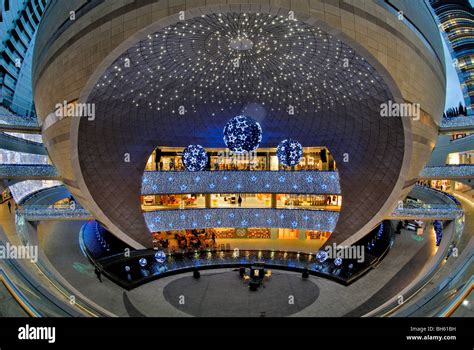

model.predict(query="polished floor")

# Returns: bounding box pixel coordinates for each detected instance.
[36,218,435,317]
[163,270,319,317]
[0,284,28,317]
[0,195,469,316]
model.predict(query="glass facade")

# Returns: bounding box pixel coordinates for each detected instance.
[431,0,474,113]
[0,0,47,117]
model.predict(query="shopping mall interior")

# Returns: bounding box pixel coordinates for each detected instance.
[0,0,472,319]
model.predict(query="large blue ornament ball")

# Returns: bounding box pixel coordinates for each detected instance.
[223,115,262,153]
[138,258,148,267]
[182,144,208,171]
[277,138,303,166]
[316,250,328,263]
[334,257,343,266]
[154,251,167,264]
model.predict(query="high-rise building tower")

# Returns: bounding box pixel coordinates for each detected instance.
[0,0,48,117]
[430,0,474,113]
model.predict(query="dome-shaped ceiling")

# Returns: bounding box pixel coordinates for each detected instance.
[79,12,404,246]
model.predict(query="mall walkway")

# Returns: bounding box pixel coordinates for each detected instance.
[0,196,466,317]
[36,219,437,317]
[38,220,187,317]
[0,283,29,317]
[293,225,436,317]
[397,192,473,317]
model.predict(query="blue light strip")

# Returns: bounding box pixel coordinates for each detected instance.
[20,207,92,221]
[440,116,474,129]
[143,208,339,232]
[419,165,474,179]
[391,207,463,220]
[0,164,59,179]
[142,170,340,195]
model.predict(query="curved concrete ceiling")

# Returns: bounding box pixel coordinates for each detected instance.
[77,12,404,247]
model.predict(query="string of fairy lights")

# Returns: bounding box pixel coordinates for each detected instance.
[94,12,387,120]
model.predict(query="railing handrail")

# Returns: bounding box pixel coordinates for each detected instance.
[400,238,473,317]
[0,163,55,167]
[363,218,465,317]
[413,185,462,206]
[424,164,474,168]
[143,169,339,173]
[0,267,42,317]
[18,185,65,206]
[0,132,43,146]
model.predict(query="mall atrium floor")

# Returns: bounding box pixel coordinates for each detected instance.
[0,0,472,319]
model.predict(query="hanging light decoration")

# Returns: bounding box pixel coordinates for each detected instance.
[223,115,262,153]
[316,250,328,263]
[182,145,208,171]
[433,220,443,246]
[376,222,384,238]
[154,251,167,264]
[277,138,303,167]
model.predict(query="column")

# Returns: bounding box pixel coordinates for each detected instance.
[271,193,277,209]
[205,194,212,208]
[270,228,278,240]
[298,229,307,240]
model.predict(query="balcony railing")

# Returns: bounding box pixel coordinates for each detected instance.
[390,206,464,220]
[19,206,92,221]
[439,116,474,132]
[143,208,339,232]
[0,106,39,126]
[389,185,464,220]
[142,170,340,195]
[419,164,474,179]
[0,164,60,180]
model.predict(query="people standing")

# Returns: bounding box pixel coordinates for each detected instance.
[155,148,162,171]
[238,195,242,207]
[211,232,216,245]
[7,200,11,214]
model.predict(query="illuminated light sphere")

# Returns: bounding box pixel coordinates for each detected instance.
[223,115,262,153]
[334,257,343,266]
[182,145,208,171]
[229,37,254,51]
[316,250,328,263]
[154,251,167,264]
[138,258,148,267]
[124,265,131,272]
[277,138,303,167]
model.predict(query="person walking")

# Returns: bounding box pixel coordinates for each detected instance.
[396,221,403,234]
[7,201,11,214]
[238,195,242,207]
[94,267,103,283]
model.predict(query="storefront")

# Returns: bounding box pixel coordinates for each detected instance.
[1,188,11,203]
[447,151,473,165]
[145,146,337,171]
[142,193,342,211]
[141,194,203,209]
[278,228,299,239]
